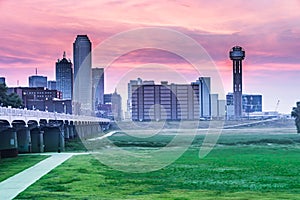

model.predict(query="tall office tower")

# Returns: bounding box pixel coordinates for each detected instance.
[229,46,245,118]
[92,68,104,110]
[56,52,73,100]
[73,35,92,113]
[0,77,5,85]
[194,77,211,119]
[47,80,56,90]
[29,75,47,88]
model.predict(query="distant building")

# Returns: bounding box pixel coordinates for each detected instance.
[73,35,92,113]
[92,68,104,110]
[104,93,112,104]
[7,87,63,111]
[96,104,113,119]
[242,94,263,113]
[102,90,122,120]
[126,78,143,119]
[131,81,199,121]
[226,93,262,119]
[29,75,47,88]
[218,100,226,119]
[56,52,73,100]
[111,90,122,121]
[0,77,6,85]
[210,94,219,118]
[192,77,211,119]
[47,80,56,90]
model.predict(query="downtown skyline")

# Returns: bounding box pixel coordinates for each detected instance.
[0,0,300,114]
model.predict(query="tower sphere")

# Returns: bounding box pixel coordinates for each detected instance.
[230,46,245,60]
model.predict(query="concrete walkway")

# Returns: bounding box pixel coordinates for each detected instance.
[87,130,118,141]
[0,152,88,200]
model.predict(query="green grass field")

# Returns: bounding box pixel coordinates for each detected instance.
[0,155,49,182]
[15,131,300,199]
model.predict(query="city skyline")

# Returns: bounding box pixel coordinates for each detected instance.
[0,1,300,113]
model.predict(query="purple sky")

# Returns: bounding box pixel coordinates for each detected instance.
[0,0,300,113]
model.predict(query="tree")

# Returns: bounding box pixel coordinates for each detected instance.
[291,101,300,133]
[0,83,23,108]
[7,93,23,108]
[0,83,8,106]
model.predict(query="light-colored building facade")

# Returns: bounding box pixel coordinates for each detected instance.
[193,77,211,119]
[126,78,143,119]
[131,81,199,121]
[210,94,219,118]
[218,99,226,119]
[92,68,104,110]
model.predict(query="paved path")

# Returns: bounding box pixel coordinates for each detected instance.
[87,131,118,141]
[0,153,88,200]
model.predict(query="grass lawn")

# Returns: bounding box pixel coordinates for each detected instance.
[15,132,300,199]
[0,155,49,182]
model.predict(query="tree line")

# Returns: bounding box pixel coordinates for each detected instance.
[0,83,23,108]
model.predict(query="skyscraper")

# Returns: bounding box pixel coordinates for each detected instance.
[56,52,73,100]
[229,46,245,118]
[73,35,92,113]
[92,68,104,110]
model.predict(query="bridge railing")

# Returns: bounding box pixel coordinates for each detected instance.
[0,106,110,123]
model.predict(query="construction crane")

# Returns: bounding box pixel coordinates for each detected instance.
[275,100,280,112]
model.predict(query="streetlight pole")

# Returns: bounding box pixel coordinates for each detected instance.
[62,102,66,114]
[23,92,27,109]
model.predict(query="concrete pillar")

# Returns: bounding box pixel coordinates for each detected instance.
[94,124,99,134]
[81,125,87,139]
[0,128,18,158]
[64,125,70,141]
[88,124,93,137]
[43,127,65,152]
[75,125,82,138]
[30,128,44,153]
[82,125,87,138]
[69,125,74,139]
[17,127,31,153]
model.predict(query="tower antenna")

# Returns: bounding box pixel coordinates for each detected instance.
[35,68,38,75]
[63,51,66,59]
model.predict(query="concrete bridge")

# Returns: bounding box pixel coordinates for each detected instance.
[0,107,110,158]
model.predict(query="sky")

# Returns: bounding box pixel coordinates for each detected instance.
[0,0,300,114]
